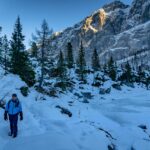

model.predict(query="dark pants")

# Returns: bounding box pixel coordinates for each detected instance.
[9,114,18,136]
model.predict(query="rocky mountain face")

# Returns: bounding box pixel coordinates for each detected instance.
[51,0,150,68]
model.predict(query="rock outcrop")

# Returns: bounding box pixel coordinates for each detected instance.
[50,0,150,68]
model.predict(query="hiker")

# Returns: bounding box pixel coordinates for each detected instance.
[4,93,23,138]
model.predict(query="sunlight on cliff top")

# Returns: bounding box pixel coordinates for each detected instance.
[82,8,107,33]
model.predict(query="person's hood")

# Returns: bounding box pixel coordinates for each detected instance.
[11,98,19,103]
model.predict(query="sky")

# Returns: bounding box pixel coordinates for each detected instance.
[0,0,131,47]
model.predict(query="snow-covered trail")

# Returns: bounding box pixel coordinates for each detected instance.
[0,75,79,150]
[0,90,106,150]
[0,73,150,150]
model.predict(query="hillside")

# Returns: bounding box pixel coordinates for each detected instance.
[50,0,150,67]
[0,67,150,150]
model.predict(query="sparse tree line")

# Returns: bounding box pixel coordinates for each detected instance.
[0,17,149,94]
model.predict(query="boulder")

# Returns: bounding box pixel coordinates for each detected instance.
[82,99,89,104]
[138,124,147,130]
[112,83,122,90]
[92,82,102,87]
[74,92,83,99]
[81,92,94,99]
[105,88,111,94]
[56,105,72,117]
[0,99,5,109]
[108,144,116,150]
[99,87,111,94]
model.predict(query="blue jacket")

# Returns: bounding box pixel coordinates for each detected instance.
[5,99,22,115]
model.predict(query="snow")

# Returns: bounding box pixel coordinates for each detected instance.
[116,20,150,39]
[99,20,150,63]
[0,70,150,150]
[109,47,128,52]
[117,50,149,64]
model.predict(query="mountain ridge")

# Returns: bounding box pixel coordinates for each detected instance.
[50,0,150,68]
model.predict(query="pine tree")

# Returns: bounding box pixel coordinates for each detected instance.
[77,41,86,81]
[137,65,145,83]
[146,76,150,90]
[103,63,108,74]
[0,27,2,64]
[119,62,133,83]
[107,56,117,81]
[57,50,66,80]
[10,17,25,74]
[10,17,35,86]
[125,62,132,82]
[2,35,9,74]
[56,50,68,91]
[31,42,38,58]
[18,51,36,86]
[0,27,2,45]
[33,19,53,89]
[66,42,74,68]
[92,48,100,71]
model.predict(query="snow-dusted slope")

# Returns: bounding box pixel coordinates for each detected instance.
[0,69,150,150]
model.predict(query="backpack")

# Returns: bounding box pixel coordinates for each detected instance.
[8,99,20,109]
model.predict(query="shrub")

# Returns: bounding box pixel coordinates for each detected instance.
[20,86,29,97]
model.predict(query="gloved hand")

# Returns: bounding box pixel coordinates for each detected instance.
[4,111,8,121]
[20,112,23,121]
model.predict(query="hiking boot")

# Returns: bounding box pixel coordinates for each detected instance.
[13,134,17,138]
[8,132,13,136]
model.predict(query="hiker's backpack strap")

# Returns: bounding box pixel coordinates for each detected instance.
[7,100,12,110]
[15,100,20,107]
[8,99,20,109]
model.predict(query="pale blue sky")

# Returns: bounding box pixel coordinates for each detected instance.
[0,0,131,47]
